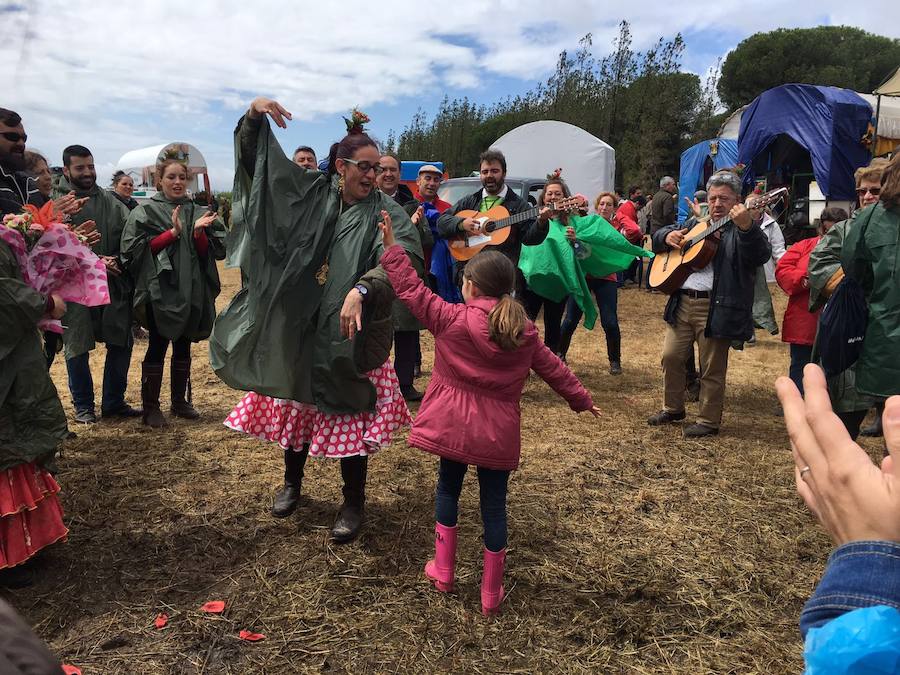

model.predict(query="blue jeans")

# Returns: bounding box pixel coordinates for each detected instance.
[789,344,814,395]
[560,278,621,362]
[801,541,900,638]
[434,458,510,552]
[66,344,133,414]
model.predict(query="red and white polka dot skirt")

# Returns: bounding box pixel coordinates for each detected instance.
[223,361,411,458]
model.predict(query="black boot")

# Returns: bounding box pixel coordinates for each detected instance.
[0,564,34,589]
[557,330,573,362]
[170,357,200,419]
[272,446,308,518]
[141,362,168,428]
[331,456,367,543]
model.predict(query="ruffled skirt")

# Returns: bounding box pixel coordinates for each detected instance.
[224,361,410,458]
[0,462,68,569]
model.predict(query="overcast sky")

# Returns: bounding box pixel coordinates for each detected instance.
[4,0,899,191]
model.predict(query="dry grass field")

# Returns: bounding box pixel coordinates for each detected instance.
[2,263,885,673]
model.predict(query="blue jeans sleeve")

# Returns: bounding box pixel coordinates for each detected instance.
[801,541,900,638]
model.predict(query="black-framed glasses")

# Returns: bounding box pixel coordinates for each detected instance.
[856,186,881,196]
[342,158,384,175]
[1,131,27,143]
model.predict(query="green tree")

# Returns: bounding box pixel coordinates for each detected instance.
[718,26,900,110]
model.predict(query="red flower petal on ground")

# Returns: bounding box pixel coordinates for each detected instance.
[154,613,169,629]
[200,600,226,614]
[62,666,82,675]
[239,630,266,642]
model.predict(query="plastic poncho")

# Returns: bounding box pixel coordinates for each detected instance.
[209,116,424,415]
[518,213,652,329]
[0,240,67,472]
[121,194,226,342]
[53,178,133,358]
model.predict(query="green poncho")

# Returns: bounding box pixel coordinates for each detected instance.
[121,194,226,342]
[53,178,133,359]
[518,214,652,329]
[0,240,67,472]
[209,116,424,415]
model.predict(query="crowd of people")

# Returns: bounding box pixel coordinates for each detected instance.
[2,98,900,670]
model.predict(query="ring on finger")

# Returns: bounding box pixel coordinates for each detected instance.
[799,466,811,480]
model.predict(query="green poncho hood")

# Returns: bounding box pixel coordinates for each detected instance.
[121,194,225,342]
[518,214,652,329]
[209,116,423,414]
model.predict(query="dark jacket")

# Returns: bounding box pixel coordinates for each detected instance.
[436,185,547,266]
[384,183,416,207]
[0,163,45,217]
[653,217,772,341]
[111,189,139,211]
[649,189,676,235]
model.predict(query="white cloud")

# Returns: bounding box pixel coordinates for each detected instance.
[4,0,898,189]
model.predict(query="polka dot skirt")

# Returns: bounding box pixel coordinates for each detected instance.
[223,361,411,458]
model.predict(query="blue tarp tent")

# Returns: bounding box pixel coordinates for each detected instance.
[677,138,738,221]
[737,85,873,201]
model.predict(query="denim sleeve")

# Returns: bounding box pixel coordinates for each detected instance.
[800,541,900,638]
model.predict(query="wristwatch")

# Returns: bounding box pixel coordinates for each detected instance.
[354,283,368,300]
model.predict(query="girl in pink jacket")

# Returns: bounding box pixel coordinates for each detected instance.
[379,211,599,616]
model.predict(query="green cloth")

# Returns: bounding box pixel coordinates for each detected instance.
[52,178,133,359]
[121,194,226,342]
[518,214,653,330]
[751,269,779,334]
[209,115,425,415]
[0,240,67,472]
[807,218,873,412]
[841,203,900,399]
[479,194,503,212]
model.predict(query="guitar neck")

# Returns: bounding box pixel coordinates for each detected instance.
[489,206,540,232]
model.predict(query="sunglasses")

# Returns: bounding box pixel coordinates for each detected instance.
[857,186,881,196]
[342,158,384,175]
[1,131,27,143]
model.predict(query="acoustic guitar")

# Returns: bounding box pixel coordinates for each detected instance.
[447,196,583,262]
[648,187,788,294]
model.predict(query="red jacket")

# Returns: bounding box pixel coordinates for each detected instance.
[614,202,643,245]
[775,236,821,346]
[381,245,593,470]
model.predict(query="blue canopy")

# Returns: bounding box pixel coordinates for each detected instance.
[737,85,873,200]
[678,138,738,221]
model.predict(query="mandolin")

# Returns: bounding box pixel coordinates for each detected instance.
[447,196,584,262]
[648,187,788,294]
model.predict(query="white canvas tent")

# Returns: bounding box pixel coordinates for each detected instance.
[116,142,211,199]
[491,121,615,199]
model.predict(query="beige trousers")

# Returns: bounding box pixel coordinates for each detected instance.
[661,296,731,428]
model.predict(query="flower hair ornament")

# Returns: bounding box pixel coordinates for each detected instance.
[546,167,563,180]
[344,108,371,135]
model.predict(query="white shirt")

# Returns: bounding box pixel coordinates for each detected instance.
[760,214,786,283]
[680,216,726,292]
[481,184,510,201]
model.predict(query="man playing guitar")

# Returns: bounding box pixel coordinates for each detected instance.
[646,171,771,438]
[437,149,551,293]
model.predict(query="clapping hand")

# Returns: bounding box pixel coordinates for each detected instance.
[411,205,424,226]
[102,256,122,277]
[378,209,395,247]
[170,206,182,237]
[685,196,703,219]
[193,211,217,239]
[53,192,88,218]
[74,220,101,247]
[777,364,900,546]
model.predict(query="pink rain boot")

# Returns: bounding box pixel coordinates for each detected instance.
[481,547,506,616]
[424,523,458,592]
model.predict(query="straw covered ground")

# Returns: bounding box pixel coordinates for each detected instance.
[3,264,885,673]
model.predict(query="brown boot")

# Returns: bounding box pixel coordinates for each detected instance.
[170,357,200,419]
[141,362,168,428]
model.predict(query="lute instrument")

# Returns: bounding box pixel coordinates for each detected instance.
[648,187,788,294]
[448,196,584,262]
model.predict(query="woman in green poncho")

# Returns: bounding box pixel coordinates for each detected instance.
[121,159,226,428]
[214,99,423,544]
[0,240,69,588]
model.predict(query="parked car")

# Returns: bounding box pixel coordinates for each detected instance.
[437,177,547,209]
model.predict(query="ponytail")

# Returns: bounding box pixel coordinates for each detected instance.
[488,294,527,351]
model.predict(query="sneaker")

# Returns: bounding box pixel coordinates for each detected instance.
[74,409,97,424]
[683,423,719,438]
[609,361,622,375]
[647,410,686,426]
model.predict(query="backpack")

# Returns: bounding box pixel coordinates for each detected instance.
[817,275,868,378]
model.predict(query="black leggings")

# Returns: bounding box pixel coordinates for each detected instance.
[143,305,190,364]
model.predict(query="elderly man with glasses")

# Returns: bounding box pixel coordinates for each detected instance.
[647,171,772,438]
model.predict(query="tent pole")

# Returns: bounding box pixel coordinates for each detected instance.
[872,94,882,159]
